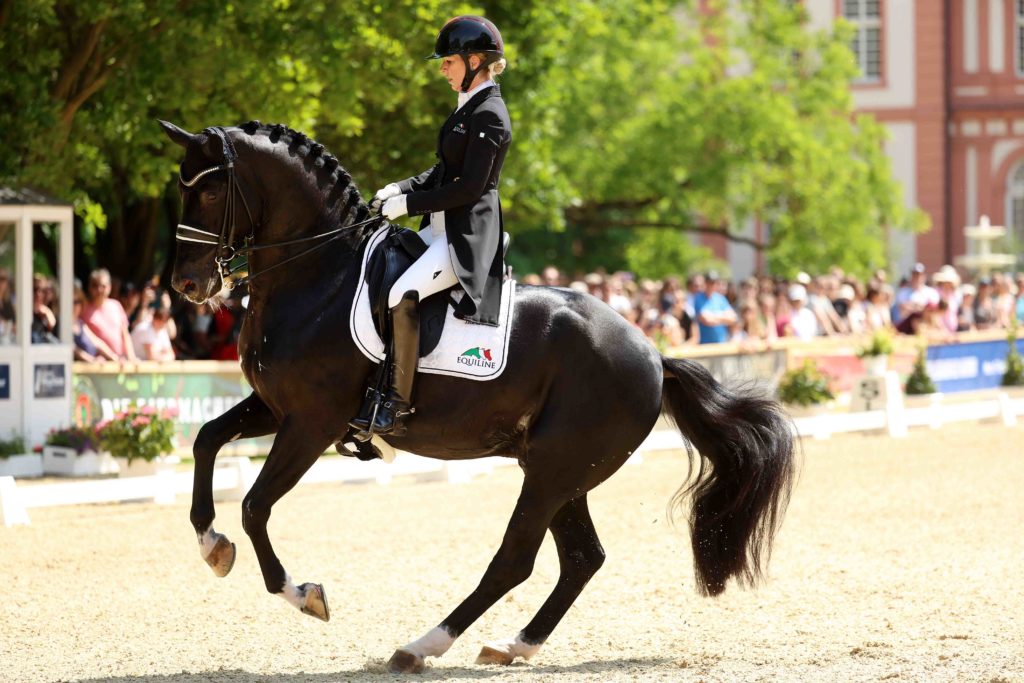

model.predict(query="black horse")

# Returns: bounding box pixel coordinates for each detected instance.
[160,120,796,673]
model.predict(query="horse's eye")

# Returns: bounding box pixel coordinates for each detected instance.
[201,190,218,203]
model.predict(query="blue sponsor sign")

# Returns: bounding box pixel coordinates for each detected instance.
[926,338,1024,393]
[0,364,8,399]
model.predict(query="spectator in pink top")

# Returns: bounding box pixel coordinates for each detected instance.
[81,268,137,361]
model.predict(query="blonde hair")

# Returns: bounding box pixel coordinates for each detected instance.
[473,53,507,78]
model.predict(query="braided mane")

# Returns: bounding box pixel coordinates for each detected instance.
[236,120,373,232]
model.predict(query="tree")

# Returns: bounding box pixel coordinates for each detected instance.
[1,0,923,283]
[1,0,464,281]
[493,0,926,278]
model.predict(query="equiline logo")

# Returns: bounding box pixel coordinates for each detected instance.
[458,347,496,369]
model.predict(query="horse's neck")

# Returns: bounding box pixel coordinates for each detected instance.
[243,214,364,314]
[241,146,370,313]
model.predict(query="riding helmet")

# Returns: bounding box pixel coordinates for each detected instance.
[428,16,504,60]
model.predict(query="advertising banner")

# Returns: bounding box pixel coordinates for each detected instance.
[73,367,274,455]
[926,338,1024,393]
[689,348,788,389]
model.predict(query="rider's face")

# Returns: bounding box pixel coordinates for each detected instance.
[440,54,481,92]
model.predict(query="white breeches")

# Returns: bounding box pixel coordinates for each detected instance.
[387,213,459,308]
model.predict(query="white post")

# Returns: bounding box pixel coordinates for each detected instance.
[17,214,32,444]
[58,211,73,346]
[884,371,908,438]
[0,475,30,526]
[152,467,177,505]
[998,392,1017,427]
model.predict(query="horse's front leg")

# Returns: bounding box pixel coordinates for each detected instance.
[242,416,335,621]
[191,393,279,577]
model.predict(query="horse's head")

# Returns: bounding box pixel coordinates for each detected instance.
[161,119,374,303]
[160,120,258,304]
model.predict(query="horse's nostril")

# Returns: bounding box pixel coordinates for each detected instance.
[180,279,197,295]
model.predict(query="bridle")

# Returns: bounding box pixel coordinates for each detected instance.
[175,126,384,290]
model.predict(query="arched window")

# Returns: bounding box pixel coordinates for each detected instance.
[1008,162,1024,253]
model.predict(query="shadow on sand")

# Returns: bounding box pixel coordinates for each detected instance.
[72,657,676,682]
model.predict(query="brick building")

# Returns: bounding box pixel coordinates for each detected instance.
[720,1,1024,279]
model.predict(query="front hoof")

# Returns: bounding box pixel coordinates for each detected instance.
[476,645,515,666]
[387,649,425,674]
[204,534,236,578]
[299,583,330,622]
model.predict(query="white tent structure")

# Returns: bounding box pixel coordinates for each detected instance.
[0,188,74,447]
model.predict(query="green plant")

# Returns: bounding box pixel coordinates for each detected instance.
[0,432,27,459]
[97,405,177,464]
[45,424,101,454]
[1002,320,1024,387]
[905,346,937,395]
[777,360,835,407]
[856,329,894,358]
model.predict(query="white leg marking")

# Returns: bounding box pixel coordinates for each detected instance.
[279,573,306,610]
[485,633,544,661]
[403,626,457,658]
[197,528,219,560]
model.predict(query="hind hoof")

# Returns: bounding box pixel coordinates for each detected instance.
[387,649,425,673]
[204,534,236,577]
[299,583,330,622]
[476,645,515,666]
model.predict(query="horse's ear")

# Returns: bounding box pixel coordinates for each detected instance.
[158,120,195,148]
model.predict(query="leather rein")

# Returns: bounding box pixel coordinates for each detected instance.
[175,126,384,290]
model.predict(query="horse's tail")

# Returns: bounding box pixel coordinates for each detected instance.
[660,356,796,597]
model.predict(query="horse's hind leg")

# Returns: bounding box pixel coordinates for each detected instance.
[242,418,335,621]
[476,494,605,665]
[387,475,566,673]
[191,393,278,577]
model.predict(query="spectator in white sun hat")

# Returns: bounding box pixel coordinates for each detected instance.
[933,265,961,333]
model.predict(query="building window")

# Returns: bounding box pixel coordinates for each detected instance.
[1009,163,1024,249]
[842,0,882,83]
[1017,0,1024,76]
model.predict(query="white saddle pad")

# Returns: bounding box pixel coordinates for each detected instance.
[350,225,516,381]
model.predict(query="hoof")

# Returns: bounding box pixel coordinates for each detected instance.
[387,649,425,674]
[204,534,236,578]
[299,583,330,622]
[476,645,515,666]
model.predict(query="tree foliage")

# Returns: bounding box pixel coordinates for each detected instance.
[0,0,923,283]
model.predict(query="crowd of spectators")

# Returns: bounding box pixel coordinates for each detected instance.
[3,261,1023,361]
[520,263,1024,348]
[0,267,243,362]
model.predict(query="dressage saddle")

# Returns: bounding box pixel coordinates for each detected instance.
[336,225,509,461]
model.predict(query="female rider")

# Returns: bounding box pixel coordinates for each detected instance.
[350,16,512,438]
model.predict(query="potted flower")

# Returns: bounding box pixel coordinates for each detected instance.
[777,360,835,415]
[0,431,43,478]
[905,345,937,396]
[43,424,118,477]
[1001,319,1024,387]
[856,329,894,376]
[97,405,179,477]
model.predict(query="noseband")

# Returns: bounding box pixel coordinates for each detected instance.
[175,126,383,289]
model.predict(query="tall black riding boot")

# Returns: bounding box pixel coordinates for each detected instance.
[370,291,420,437]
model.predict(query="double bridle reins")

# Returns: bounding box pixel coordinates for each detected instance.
[175,126,383,290]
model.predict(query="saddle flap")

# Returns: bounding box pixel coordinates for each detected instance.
[364,226,450,357]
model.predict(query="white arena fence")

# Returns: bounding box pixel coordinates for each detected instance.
[2,388,1022,527]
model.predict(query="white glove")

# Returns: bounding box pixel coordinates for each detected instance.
[374,183,402,202]
[382,194,408,220]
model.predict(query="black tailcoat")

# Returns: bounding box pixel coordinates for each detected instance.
[398,85,511,326]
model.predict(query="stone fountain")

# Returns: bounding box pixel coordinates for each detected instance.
[954,215,1017,278]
